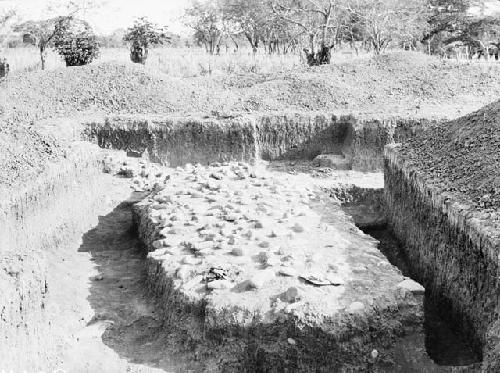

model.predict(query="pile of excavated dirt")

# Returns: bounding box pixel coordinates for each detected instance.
[3,52,500,123]
[0,124,63,186]
[399,100,500,222]
[2,51,500,187]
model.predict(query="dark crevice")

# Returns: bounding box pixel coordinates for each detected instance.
[362,226,481,367]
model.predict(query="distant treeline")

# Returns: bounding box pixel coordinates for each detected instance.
[183,0,500,62]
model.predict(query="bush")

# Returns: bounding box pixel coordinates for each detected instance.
[123,17,170,64]
[54,18,100,67]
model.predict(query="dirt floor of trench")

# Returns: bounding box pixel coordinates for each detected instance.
[40,160,483,372]
[44,175,185,373]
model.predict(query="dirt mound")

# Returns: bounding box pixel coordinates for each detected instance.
[3,52,500,123]
[0,63,212,123]
[221,51,500,116]
[0,125,63,186]
[400,101,500,214]
[2,51,500,187]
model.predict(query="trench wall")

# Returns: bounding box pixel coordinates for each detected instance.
[384,145,500,371]
[84,114,437,172]
[84,115,258,166]
[0,142,110,371]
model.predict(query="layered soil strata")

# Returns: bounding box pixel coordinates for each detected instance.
[0,142,112,371]
[83,113,438,172]
[133,161,424,371]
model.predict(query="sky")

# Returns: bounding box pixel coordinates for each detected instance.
[2,0,500,35]
[0,0,191,34]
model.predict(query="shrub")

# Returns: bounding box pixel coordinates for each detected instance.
[123,17,170,64]
[54,18,100,67]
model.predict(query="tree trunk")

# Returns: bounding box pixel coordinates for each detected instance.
[245,33,258,54]
[130,43,148,64]
[40,44,46,70]
[0,58,9,78]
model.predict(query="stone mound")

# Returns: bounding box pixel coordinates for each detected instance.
[131,161,424,371]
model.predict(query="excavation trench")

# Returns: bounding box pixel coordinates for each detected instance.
[332,186,483,370]
[1,114,489,371]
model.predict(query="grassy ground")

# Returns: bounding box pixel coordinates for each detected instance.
[4,46,500,79]
[3,46,369,77]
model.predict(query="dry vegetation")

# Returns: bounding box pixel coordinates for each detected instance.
[3,46,370,77]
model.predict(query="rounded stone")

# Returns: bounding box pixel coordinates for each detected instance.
[282,287,301,303]
[248,269,275,289]
[231,247,245,256]
[206,280,232,290]
[279,267,298,277]
[397,279,425,295]
[348,301,365,313]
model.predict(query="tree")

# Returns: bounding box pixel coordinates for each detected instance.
[98,28,126,48]
[123,17,170,64]
[221,0,270,53]
[185,0,227,54]
[14,17,72,70]
[12,0,104,70]
[272,0,348,65]
[424,0,471,53]
[0,9,16,77]
[0,9,16,29]
[53,18,100,66]
[445,16,500,59]
[345,0,429,54]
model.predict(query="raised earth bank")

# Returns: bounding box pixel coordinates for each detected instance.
[130,161,424,372]
[0,142,110,371]
[384,143,500,372]
[83,113,436,172]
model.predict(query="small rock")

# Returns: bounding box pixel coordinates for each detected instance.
[248,269,275,289]
[348,301,365,313]
[190,191,204,198]
[206,280,232,290]
[282,287,301,303]
[152,239,167,250]
[397,279,425,295]
[225,213,240,222]
[292,223,305,233]
[182,256,199,265]
[210,173,223,180]
[371,349,379,359]
[231,247,245,256]
[257,251,270,264]
[287,338,296,346]
[176,266,193,281]
[278,267,298,277]
[266,255,281,267]
[312,154,351,170]
[93,275,104,281]
[243,230,253,239]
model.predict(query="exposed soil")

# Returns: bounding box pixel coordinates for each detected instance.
[2,51,500,188]
[399,101,500,226]
[40,176,167,372]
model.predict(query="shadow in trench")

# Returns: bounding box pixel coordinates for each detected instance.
[362,227,482,368]
[77,192,201,372]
